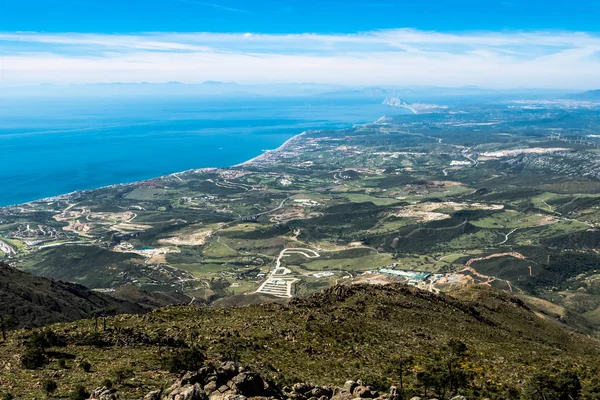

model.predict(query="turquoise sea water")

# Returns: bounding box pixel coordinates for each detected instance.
[0,96,406,206]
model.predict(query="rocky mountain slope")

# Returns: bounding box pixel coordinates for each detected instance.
[0,262,189,329]
[1,284,600,399]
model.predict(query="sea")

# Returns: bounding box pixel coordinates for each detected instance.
[0,95,409,206]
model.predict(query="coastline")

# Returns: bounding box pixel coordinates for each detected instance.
[0,128,317,210]
[233,129,315,167]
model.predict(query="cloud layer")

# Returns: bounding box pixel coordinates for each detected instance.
[1,29,600,88]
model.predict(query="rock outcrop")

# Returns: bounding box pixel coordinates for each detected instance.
[140,362,446,400]
[89,386,119,399]
[142,362,282,400]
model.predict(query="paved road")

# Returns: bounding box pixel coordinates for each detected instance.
[256,248,320,298]
[497,228,519,245]
[240,196,294,221]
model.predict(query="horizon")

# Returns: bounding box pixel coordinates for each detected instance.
[2,81,597,91]
[2,29,600,89]
[2,1,600,89]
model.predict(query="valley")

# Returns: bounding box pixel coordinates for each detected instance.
[2,101,600,336]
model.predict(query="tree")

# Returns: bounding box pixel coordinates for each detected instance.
[415,340,471,399]
[0,316,16,341]
[555,371,582,400]
[523,370,582,400]
[100,307,118,331]
[446,339,470,395]
[393,355,414,400]
[416,370,431,397]
[21,345,47,370]
[447,339,467,358]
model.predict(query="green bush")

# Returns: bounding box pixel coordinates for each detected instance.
[21,346,47,370]
[80,360,92,373]
[113,367,134,384]
[83,332,110,347]
[29,330,64,349]
[523,371,582,400]
[42,379,58,397]
[101,378,114,389]
[0,392,14,400]
[165,347,205,373]
[69,385,88,400]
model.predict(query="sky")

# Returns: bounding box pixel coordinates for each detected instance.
[1,0,600,89]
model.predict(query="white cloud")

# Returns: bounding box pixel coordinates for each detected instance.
[1,29,600,88]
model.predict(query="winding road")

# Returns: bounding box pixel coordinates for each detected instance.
[256,247,320,298]
[497,228,519,245]
[240,196,294,221]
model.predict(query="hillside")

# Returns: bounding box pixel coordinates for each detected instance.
[3,102,600,340]
[1,284,599,399]
[570,89,600,100]
[0,263,189,329]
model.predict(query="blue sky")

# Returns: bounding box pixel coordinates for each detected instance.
[2,0,600,33]
[1,0,600,88]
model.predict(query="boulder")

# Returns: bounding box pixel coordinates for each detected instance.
[352,385,375,398]
[292,383,314,394]
[343,381,357,393]
[309,387,332,398]
[89,387,118,400]
[217,385,231,394]
[163,383,207,400]
[287,393,308,400]
[219,362,237,376]
[230,372,265,397]
[144,391,162,400]
[181,371,205,386]
[331,388,353,400]
[207,393,239,400]
[203,381,218,394]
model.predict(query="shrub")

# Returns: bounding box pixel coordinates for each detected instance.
[101,378,114,390]
[83,332,110,347]
[0,392,14,400]
[164,347,205,373]
[113,367,134,384]
[447,339,468,358]
[21,346,47,370]
[42,379,58,397]
[523,370,581,400]
[80,360,92,373]
[0,316,16,341]
[69,385,88,400]
[29,330,63,349]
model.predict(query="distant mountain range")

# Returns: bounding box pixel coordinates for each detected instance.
[570,89,600,100]
[0,82,579,100]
